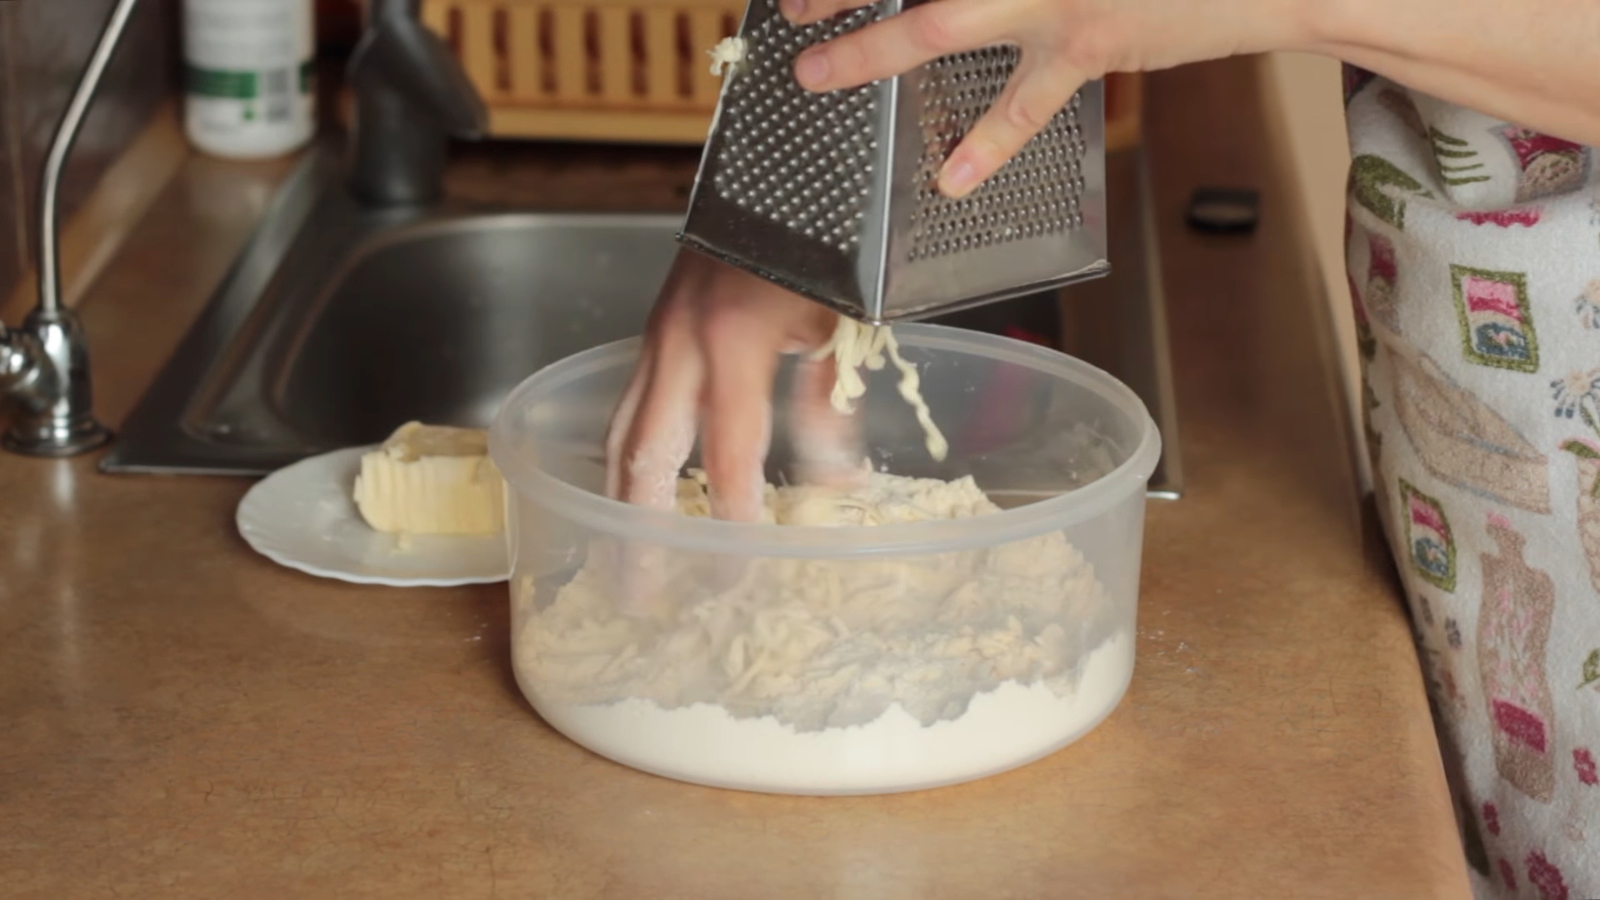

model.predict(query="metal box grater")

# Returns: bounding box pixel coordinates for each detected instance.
[678,0,1110,324]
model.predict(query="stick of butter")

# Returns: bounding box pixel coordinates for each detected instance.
[352,421,505,535]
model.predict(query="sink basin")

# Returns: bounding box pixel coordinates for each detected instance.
[103,144,679,474]
[275,216,674,447]
[104,139,1180,495]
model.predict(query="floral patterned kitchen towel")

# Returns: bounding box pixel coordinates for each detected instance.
[1345,67,1600,900]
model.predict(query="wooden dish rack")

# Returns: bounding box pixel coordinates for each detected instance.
[418,0,1143,146]
[420,0,742,143]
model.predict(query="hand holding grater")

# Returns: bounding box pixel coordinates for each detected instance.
[679,0,1110,325]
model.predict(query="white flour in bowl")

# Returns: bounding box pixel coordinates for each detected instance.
[536,628,1132,793]
[511,469,1130,793]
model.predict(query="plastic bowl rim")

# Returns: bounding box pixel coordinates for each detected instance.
[489,323,1163,559]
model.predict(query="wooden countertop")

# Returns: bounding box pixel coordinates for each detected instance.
[0,58,1471,898]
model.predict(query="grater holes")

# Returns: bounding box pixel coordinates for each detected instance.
[711,0,878,253]
[908,46,1090,261]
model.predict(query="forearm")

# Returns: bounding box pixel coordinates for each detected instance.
[1307,0,1600,145]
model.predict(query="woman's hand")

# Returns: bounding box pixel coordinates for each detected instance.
[786,0,1316,196]
[605,249,857,522]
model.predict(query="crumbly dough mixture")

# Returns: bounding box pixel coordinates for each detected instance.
[514,469,1114,732]
[811,317,949,462]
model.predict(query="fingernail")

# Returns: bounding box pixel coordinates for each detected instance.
[781,0,806,21]
[940,158,977,197]
[795,51,829,89]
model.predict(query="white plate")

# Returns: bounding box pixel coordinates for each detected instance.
[237,445,510,587]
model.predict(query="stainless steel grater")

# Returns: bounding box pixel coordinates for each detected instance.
[678,0,1110,324]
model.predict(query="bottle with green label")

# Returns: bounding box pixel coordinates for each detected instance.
[183,0,315,159]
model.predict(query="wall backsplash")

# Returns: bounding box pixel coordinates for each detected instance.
[0,0,179,305]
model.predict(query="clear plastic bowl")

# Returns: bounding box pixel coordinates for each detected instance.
[489,324,1161,795]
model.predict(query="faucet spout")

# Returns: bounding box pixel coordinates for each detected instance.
[347,0,488,206]
[1,0,129,457]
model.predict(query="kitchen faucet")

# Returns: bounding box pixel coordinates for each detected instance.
[347,0,488,206]
[2,0,487,457]
[0,0,138,457]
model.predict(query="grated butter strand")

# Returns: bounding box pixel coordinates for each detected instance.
[707,37,746,76]
[811,317,949,462]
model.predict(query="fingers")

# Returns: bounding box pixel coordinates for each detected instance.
[604,342,653,500]
[792,0,1013,93]
[940,56,1086,197]
[789,356,865,489]
[607,256,692,501]
[698,308,783,523]
[607,250,843,527]
[688,280,835,520]
[782,0,1088,200]
[616,309,703,511]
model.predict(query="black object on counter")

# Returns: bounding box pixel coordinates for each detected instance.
[1186,187,1260,234]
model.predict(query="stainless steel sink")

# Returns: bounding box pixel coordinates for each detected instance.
[104,138,1181,496]
[101,143,680,475]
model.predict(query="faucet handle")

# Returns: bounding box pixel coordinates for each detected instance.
[0,324,39,396]
[1,308,111,457]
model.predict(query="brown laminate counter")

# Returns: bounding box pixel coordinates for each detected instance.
[1,60,1471,898]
